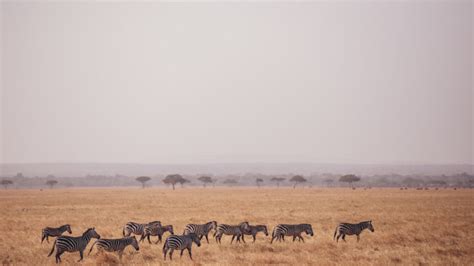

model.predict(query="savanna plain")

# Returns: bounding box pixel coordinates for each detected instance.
[0,187,473,265]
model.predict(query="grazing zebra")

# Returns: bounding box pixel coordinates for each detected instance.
[163,233,201,261]
[214,222,250,244]
[183,221,217,243]
[334,220,374,242]
[48,228,101,263]
[88,236,139,260]
[271,224,314,243]
[122,221,161,237]
[41,224,72,244]
[238,224,269,243]
[140,224,174,244]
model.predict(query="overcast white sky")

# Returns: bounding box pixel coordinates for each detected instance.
[1,1,472,165]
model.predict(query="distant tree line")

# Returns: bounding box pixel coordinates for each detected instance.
[1,172,472,189]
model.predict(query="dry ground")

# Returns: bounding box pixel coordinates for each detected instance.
[0,187,473,265]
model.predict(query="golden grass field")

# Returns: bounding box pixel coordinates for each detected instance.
[0,187,473,265]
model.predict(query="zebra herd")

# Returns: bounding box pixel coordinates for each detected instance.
[41,220,375,263]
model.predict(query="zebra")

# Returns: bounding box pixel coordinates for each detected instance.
[271,224,314,243]
[163,233,201,261]
[214,222,249,244]
[183,221,217,243]
[140,224,174,244]
[41,224,72,244]
[334,220,374,242]
[47,228,101,263]
[122,221,161,237]
[238,224,268,243]
[88,236,139,261]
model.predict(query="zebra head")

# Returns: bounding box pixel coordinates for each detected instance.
[188,233,201,247]
[239,222,250,231]
[84,228,101,239]
[259,225,269,236]
[208,221,218,231]
[65,224,72,234]
[367,221,374,232]
[304,224,314,236]
[130,236,140,251]
[165,225,174,234]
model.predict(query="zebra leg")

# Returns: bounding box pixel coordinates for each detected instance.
[169,249,174,260]
[299,235,305,243]
[41,234,46,243]
[241,234,246,243]
[252,234,256,243]
[231,235,235,244]
[205,234,209,244]
[357,234,360,242]
[342,234,346,242]
[78,250,84,262]
[46,236,49,243]
[163,247,168,260]
[158,234,163,243]
[118,250,123,261]
[293,235,296,242]
[55,250,64,264]
[187,247,193,260]
[336,234,341,242]
[180,249,184,258]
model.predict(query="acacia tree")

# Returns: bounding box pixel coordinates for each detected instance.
[223,179,238,187]
[136,176,151,189]
[270,177,285,187]
[1,180,13,189]
[46,180,58,189]
[339,174,361,188]
[198,176,213,188]
[256,178,263,188]
[163,174,184,190]
[290,175,307,189]
[178,177,190,188]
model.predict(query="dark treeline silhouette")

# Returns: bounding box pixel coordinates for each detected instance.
[0,172,473,189]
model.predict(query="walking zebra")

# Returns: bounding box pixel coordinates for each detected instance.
[140,224,174,244]
[271,224,314,243]
[214,222,249,244]
[41,224,72,244]
[88,236,139,260]
[48,228,101,263]
[163,233,201,261]
[122,221,161,237]
[334,220,374,242]
[238,224,268,243]
[183,221,217,243]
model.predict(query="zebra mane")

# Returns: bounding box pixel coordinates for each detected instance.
[82,228,95,236]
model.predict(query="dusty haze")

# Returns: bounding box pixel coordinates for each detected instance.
[1,2,473,166]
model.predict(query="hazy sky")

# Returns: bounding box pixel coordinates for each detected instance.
[1,1,472,165]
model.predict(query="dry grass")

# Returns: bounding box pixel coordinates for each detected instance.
[0,187,473,265]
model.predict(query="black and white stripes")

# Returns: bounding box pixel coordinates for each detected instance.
[123,221,161,237]
[41,224,72,243]
[163,233,201,261]
[47,228,101,263]
[140,224,174,244]
[183,221,217,243]
[334,220,374,242]
[214,222,250,244]
[88,236,140,260]
[271,224,314,243]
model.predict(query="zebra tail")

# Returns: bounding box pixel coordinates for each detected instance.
[333,226,338,240]
[123,228,126,237]
[47,239,56,257]
[88,240,98,255]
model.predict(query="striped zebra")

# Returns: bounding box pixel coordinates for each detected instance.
[183,221,217,243]
[88,236,139,260]
[238,224,268,243]
[47,228,101,263]
[41,224,72,243]
[334,220,374,242]
[214,222,249,244]
[140,224,174,244]
[122,221,161,237]
[163,233,201,261]
[271,224,314,243]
